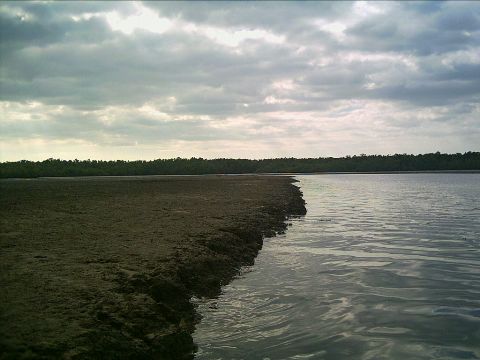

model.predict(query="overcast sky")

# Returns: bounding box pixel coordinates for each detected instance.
[1,1,479,160]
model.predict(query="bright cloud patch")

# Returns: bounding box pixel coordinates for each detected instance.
[105,4,172,35]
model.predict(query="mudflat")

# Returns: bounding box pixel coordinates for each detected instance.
[0,176,305,359]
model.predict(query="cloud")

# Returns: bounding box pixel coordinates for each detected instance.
[0,1,479,160]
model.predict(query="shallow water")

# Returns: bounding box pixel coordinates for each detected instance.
[193,174,480,360]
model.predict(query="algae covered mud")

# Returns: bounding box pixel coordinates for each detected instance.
[194,174,480,359]
[0,176,306,359]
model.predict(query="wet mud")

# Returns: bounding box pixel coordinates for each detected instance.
[0,176,305,359]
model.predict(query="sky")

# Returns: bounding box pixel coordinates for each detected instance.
[0,1,479,161]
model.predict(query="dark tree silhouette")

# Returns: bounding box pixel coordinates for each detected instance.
[0,152,479,178]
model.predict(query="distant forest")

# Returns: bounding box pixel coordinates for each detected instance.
[0,152,479,178]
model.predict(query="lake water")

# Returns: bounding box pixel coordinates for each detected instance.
[193,174,480,360]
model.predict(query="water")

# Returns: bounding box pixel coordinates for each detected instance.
[193,174,480,360]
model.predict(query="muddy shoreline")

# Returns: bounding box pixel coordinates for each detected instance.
[0,176,306,359]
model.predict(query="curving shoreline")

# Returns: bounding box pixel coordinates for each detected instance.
[0,176,306,359]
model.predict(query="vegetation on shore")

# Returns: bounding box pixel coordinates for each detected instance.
[0,152,479,178]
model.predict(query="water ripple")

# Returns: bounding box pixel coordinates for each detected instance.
[194,174,480,360]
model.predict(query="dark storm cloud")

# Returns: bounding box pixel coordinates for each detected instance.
[365,81,480,107]
[0,1,128,48]
[143,1,350,31]
[437,63,480,81]
[345,2,480,55]
[436,4,480,31]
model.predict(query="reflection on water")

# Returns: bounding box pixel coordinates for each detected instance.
[193,174,480,360]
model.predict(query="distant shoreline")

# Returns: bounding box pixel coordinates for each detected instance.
[1,169,480,181]
[1,153,479,179]
[309,170,480,174]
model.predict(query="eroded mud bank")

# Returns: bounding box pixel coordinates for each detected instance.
[0,176,305,359]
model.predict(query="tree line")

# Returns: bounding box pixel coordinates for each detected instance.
[0,152,479,178]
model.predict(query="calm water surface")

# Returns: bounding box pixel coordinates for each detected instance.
[193,174,480,360]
